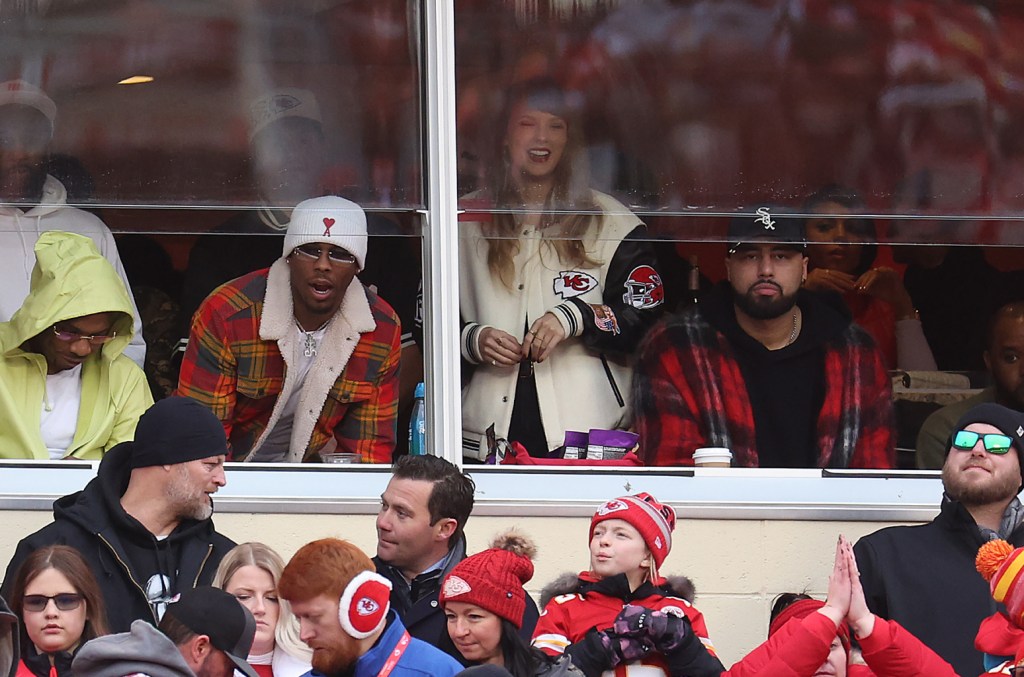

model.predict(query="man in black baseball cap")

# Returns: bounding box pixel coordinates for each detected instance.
[1,397,237,633]
[634,205,894,469]
[159,587,259,677]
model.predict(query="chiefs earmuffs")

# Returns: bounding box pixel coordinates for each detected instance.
[339,570,393,639]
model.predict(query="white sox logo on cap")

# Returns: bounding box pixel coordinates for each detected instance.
[754,206,776,230]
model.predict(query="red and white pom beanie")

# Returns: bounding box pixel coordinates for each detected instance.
[590,492,677,569]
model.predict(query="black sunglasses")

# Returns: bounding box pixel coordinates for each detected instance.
[22,593,83,612]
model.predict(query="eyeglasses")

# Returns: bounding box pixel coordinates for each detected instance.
[22,593,83,612]
[291,244,357,265]
[52,326,117,345]
[952,429,1014,454]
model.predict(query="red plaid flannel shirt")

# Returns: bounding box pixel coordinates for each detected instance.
[634,307,895,468]
[177,269,400,462]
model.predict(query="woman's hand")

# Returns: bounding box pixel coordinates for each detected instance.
[854,267,916,318]
[522,313,567,363]
[844,535,875,639]
[806,268,858,294]
[820,536,851,627]
[478,327,523,367]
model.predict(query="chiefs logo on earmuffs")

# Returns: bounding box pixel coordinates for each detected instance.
[339,570,393,639]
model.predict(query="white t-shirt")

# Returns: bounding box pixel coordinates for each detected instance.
[250,324,327,462]
[40,364,83,460]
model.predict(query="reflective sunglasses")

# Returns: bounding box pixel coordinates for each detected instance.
[291,243,357,265]
[22,593,83,612]
[52,326,116,345]
[952,429,1015,454]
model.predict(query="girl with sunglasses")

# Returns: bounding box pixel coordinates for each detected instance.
[7,546,109,677]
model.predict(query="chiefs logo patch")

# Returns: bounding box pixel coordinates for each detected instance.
[356,597,380,616]
[597,499,629,516]
[443,575,472,597]
[553,271,599,299]
[623,265,664,310]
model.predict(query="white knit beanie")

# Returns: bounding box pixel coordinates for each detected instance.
[283,196,367,270]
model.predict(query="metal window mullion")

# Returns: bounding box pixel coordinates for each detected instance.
[422,0,462,466]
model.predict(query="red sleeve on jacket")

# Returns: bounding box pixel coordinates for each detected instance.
[634,322,707,466]
[858,617,958,677]
[723,611,837,677]
[532,595,575,657]
[849,342,896,469]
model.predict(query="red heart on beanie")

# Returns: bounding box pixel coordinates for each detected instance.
[323,218,335,227]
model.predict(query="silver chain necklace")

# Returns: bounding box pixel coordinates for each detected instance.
[296,318,331,357]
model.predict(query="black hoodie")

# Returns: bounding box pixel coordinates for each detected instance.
[699,283,854,467]
[0,444,235,633]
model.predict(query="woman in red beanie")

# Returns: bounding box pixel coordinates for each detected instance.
[531,493,723,677]
[440,530,577,677]
[724,536,954,677]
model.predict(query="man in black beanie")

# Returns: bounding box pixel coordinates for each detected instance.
[855,402,1024,677]
[1,397,236,633]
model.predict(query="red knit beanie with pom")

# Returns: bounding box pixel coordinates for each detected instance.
[440,530,536,628]
[978,539,1024,627]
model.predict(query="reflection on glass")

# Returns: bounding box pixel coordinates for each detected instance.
[454,0,1024,245]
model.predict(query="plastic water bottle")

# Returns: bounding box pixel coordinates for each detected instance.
[409,382,426,455]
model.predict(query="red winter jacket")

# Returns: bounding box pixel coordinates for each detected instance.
[723,612,956,677]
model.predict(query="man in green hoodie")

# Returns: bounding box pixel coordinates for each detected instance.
[0,231,153,460]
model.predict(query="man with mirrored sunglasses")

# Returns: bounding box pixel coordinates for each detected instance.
[0,231,152,460]
[178,195,401,463]
[855,402,1024,677]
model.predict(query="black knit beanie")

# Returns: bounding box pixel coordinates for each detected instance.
[129,397,229,469]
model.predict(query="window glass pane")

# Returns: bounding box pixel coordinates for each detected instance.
[454,0,1024,470]
[0,0,425,460]
[1,0,423,211]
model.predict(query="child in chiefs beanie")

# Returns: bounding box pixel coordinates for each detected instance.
[531,493,723,677]
[976,539,1024,672]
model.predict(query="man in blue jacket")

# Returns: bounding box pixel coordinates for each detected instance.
[280,538,462,677]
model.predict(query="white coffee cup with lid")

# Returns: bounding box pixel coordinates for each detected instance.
[692,447,732,468]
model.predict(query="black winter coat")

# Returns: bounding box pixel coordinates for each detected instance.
[1,443,236,633]
[855,497,1024,677]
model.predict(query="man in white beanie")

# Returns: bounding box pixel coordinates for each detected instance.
[177,195,402,463]
[0,79,146,367]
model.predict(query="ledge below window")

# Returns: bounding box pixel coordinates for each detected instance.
[0,461,947,522]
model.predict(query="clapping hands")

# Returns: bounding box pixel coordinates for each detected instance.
[821,535,874,640]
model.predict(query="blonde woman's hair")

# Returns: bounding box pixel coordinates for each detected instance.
[213,542,312,663]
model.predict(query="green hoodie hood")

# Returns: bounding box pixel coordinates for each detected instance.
[0,231,134,362]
